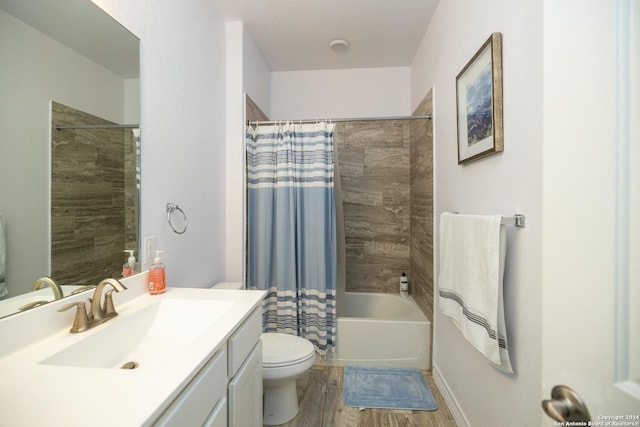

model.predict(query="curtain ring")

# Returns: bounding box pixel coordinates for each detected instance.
[166,203,188,234]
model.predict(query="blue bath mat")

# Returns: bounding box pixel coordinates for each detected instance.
[343,366,438,411]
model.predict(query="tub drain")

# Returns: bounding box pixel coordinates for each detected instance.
[120,361,139,370]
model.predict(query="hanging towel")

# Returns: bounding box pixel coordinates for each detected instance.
[438,212,513,373]
[0,212,7,298]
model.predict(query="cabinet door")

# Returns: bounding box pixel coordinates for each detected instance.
[228,340,262,427]
[203,397,227,427]
[154,348,227,427]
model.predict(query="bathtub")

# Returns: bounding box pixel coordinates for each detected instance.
[335,292,431,370]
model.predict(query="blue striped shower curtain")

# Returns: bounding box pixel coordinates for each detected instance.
[246,122,337,356]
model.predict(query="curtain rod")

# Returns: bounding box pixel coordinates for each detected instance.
[55,124,139,130]
[247,115,432,125]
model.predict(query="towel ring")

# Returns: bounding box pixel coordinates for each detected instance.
[166,203,188,234]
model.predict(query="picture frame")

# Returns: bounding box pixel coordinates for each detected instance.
[456,32,503,165]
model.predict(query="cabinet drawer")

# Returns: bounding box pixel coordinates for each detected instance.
[155,347,227,426]
[228,307,262,376]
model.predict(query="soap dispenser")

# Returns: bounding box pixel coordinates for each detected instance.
[122,250,136,278]
[148,250,166,295]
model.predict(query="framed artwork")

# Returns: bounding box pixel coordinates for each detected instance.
[456,32,503,165]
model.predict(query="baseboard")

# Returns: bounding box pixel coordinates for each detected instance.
[432,365,469,427]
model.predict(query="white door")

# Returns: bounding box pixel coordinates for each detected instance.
[542,0,640,423]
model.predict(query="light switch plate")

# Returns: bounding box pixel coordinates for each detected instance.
[142,235,156,270]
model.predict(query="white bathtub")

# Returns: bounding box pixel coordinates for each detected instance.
[335,292,431,370]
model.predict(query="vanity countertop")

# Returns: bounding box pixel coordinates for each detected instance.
[0,275,265,427]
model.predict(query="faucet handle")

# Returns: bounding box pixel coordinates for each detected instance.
[57,301,90,333]
[70,285,96,295]
[18,300,49,311]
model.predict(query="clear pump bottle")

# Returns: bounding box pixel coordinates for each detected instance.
[122,250,136,277]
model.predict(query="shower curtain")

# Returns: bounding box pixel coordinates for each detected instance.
[246,122,337,356]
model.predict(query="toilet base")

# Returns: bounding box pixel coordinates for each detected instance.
[263,380,298,425]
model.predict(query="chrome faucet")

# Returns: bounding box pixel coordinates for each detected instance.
[30,276,63,300]
[58,278,127,333]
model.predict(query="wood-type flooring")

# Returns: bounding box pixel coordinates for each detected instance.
[275,365,457,427]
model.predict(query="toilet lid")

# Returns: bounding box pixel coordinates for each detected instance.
[261,333,315,367]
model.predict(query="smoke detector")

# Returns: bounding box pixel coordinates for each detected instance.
[329,38,350,53]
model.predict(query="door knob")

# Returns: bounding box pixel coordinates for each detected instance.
[542,385,591,422]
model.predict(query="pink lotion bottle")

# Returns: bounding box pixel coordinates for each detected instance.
[148,250,166,295]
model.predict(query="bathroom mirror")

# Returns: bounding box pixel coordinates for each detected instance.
[0,0,140,318]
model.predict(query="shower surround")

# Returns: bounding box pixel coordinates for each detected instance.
[245,91,434,321]
[334,120,411,295]
[335,90,433,321]
[409,91,434,322]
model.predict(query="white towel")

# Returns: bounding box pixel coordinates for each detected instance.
[438,212,513,373]
[0,212,7,298]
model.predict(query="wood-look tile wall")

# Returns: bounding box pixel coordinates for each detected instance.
[246,95,268,122]
[51,101,136,285]
[410,90,434,321]
[124,130,138,253]
[334,120,412,294]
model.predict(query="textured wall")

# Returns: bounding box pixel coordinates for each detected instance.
[334,120,412,294]
[51,101,135,284]
[411,0,544,424]
[124,130,138,252]
[410,91,434,321]
[95,0,229,288]
[246,95,268,122]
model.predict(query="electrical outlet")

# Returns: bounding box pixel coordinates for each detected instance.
[142,235,156,270]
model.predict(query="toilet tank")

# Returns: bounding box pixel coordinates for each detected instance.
[211,282,243,290]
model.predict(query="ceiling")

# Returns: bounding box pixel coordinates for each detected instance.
[211,0,440,72]
[0,0,139,78]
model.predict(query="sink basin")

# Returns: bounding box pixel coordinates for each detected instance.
[40,298,233,369]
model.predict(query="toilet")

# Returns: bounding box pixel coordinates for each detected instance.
[211,282,317,425]
[261,332,316,425]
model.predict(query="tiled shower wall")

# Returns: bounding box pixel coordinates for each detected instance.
[410,90,434,322]
[246,95,268,122]
[334,91,433,320]
[51,101,137,285]
[334,120,412,295]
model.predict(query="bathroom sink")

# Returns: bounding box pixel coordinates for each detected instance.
[40,298,233,369]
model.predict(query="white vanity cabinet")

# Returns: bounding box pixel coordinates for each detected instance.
[155,306,263,427]
[0,283,268,427]
[228,308,263,426]
[155,348,228,426]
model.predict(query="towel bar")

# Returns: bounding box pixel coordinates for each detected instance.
[451,212,526,228]
[501,214,525,228]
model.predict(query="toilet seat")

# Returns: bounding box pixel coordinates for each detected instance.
[262,333,316,368]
